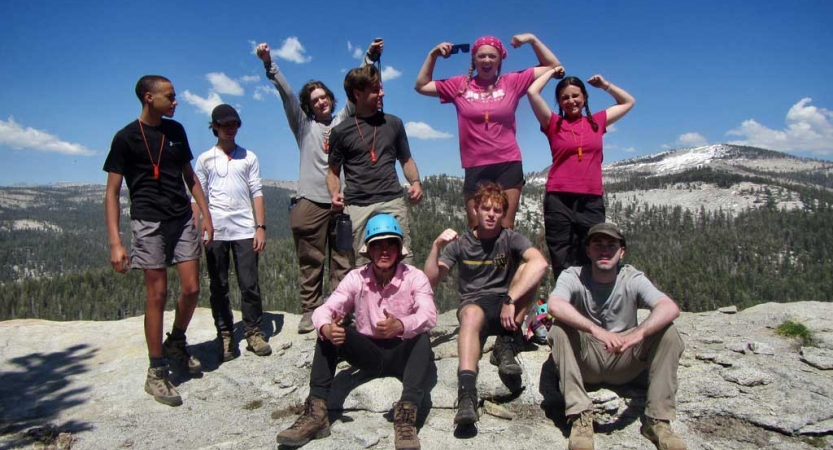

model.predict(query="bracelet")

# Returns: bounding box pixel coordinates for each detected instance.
[604,83,612,92]
[410,180,421,185]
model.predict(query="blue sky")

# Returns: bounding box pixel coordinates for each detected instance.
[1,0,831,185]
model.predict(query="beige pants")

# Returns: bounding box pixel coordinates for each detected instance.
[548,322,684,421]
[345,196,412,266]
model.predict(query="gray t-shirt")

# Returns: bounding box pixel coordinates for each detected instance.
[552,265,666,333]
[440,228,533,302]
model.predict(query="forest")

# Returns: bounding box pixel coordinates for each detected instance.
[1,166,831,321]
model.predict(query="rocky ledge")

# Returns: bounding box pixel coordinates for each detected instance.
[1,302,832,449]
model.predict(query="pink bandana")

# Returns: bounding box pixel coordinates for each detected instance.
[472,36,507,60]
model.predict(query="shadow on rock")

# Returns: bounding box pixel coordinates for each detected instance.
[0,343,96,449]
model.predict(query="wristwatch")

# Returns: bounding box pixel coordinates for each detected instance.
[255,224,267,230]
[502,294,515,305]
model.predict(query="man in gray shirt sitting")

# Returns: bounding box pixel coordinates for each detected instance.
[548,222,686,450]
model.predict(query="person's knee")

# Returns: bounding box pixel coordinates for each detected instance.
[459,306,484,330]
[547,322,571,347]
[657,324,685,353]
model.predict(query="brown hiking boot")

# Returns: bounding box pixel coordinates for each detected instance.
[568,410,595,450]
[144,366,182,407]
[489,338,522,376]
[219,331,239,362]
[245,330,272,356]
[162,333,202,375]
[298,312,314,334]
[453,387,479,425]
[276,396,330,447]
[641,417,686,450]
[392,401,420,450]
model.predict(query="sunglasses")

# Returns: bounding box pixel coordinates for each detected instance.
[449,44,470,54]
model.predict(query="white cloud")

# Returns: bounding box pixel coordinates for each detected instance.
[623,147,637,153]
[607,124,617,133]
[273,37,312,64]
[239,75,260,83]
[405,122,453,139]
[347,41,363,59]
[182,90,224,116]
[666,132,708,149]
[381,66,402,81]
[253,85,278,101]
[206,72,244,96]
[726,98,833,155]
[0,117,95,156]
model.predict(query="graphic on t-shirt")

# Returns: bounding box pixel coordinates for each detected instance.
[493,252,507,270]
[463,88,506,103]
[461,251,508,271]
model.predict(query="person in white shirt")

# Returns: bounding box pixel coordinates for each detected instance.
[192,104,272,361]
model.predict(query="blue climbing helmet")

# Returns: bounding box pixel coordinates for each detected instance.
[360,214,409,257]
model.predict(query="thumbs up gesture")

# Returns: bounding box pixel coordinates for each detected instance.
[324,313,346,345]
[376,309,404,339]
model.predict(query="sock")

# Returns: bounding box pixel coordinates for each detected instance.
[458,370,477,393]
[149,356,166,368]
[169,326,186,341]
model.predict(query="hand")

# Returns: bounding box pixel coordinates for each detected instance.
[202,218,215,246]
[331,192,345,211]
[110,244,129,274]
[253,228,266,252]
[553,65,566,79]
[587,74,608,89]
[617,329,645,354]
[376,309,404,339]
[590,326,625,354]
[433,228,458,248]
[256,43,272,63]
[510,33,536,48]
[367,38,384,59]
[407,182,423,205]
[500,302,517,331]
[323,314,346,345]
[433,42,453,59]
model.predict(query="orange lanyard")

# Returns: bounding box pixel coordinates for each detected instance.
[568,119,584,162]
[354,116,378,163]
[138,121,165,179]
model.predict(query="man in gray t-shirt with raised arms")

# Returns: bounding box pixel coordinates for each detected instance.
[548,222,686,450]
[425,183,548,427]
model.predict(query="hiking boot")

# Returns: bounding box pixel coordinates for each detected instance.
[219,331,239,362]
[453,387,479,425]
[392,401,420,450]
[568,410,595,450]
[490,338,522,376]
[245,330,272,356]
[144,366,182,407]
[641,417,686,450]
[298,312,314,334]
[162,333,202,375]
[276,396,330,447]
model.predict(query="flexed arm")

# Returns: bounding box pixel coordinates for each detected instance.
[528,67,557,129]
[424,229,457,287]
[414,42,453,97]
[587,74,635,127]
[510,33,564,79]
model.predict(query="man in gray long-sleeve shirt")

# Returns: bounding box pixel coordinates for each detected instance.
[256,40,382,333]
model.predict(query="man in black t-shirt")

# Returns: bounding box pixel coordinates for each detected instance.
[425,183,548,426]
[103,75,214,407]
[327,64,423,266]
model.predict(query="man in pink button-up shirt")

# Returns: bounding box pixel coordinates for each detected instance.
[277,214,437,450]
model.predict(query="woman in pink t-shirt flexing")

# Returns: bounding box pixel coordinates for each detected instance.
[415,34,564,229]
[527,69,635,281]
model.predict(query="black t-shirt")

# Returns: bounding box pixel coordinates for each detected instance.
[328,112,410,206]
[103,119,193,221]
[439,228,533,302]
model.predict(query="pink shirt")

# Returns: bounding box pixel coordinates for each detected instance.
[435,68,536,168]
[312,263,437,340]
[544,110,607,196]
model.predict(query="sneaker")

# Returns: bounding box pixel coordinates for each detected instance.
[298,312,314,334]
[453,387,479,426]
[568,410,595,450]
[641,417,687,450]
[245,330,272,356]
[276,396,330,447]
[219,331,239,362]
[489,338,522,376]
[162,333,203,375]
[144,366,182,407]
[392,401,420,450]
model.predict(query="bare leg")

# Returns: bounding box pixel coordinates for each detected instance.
[464,196,478,230]
[509,262,538,325]
[458,304,487,372]
[144,268,168,358]
[173,259,201,332]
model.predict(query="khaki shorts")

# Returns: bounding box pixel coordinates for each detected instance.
[130,216,201,269]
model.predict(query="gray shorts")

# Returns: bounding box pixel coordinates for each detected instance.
[130,216,201,269]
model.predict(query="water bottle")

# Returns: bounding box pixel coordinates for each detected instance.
[335,214,353,252]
